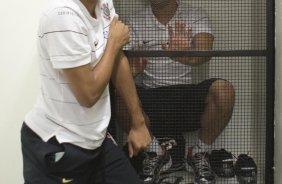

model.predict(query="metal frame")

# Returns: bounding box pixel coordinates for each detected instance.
[265,0,275,183]
[124,50,268,57]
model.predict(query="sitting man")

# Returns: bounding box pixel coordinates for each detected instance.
[118,0,235,183]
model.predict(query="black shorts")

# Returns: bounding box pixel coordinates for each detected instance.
[137,78,217,137]
[21,123,141,184]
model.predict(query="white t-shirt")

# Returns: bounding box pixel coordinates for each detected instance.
[125,1,212,88]
[25,0,116,149]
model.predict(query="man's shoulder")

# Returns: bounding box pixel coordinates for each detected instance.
[38,0,86,35]
[42,0,80,16]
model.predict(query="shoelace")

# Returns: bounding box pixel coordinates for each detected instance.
[193,152,213,176]
[143,152,159,175]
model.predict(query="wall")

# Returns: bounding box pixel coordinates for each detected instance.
[0,0,47,183]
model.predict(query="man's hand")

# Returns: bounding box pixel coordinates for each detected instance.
[127,116,152,158]
[108,16,130,51]
[162,19,192,51]
[161,19,213,65]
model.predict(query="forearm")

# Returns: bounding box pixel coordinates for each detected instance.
[112,52,152,156]
[83,16,129,106]
[90,41,120,96]
[111,52,145,126]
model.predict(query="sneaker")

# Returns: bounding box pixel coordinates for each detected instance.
[210,149,235,177]
[124,138,174,184]
[140,151,172,184]
[159,137,177,172]
[187,149,216,184]
[234,154,257,184]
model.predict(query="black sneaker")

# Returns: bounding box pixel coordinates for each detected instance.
[187,150,216,184]
[210,149,235,178]
[140,151,172,184]
[234,154,257,184]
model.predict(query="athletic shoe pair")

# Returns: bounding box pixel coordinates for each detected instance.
[135,144,256,184]
[141,148,216,184]
[140,142,216,184]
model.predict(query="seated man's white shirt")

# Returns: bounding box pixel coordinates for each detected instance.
[25,0,116,149]
[125,0,212,88]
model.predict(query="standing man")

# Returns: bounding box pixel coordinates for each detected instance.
[21,0,151,183]
[121,0,236,183]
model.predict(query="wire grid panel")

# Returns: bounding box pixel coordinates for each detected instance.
[115,0,266,51]
[112,0,269,184]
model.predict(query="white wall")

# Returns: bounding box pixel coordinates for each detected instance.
[0,0,47,183]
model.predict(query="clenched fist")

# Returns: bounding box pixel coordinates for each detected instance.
[108,16,129,50]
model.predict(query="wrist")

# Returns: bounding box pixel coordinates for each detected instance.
[131,108,150,128]
[130,110,146,128]
[106,38,121,57]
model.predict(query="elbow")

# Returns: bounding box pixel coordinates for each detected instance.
[78,94,100,108]
[71,84,104,108]
[80,101,95,108]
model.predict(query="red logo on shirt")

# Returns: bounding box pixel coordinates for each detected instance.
[101,3,111,20]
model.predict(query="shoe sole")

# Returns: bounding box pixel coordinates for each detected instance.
[194,180,216,184]
[236,176,257,184]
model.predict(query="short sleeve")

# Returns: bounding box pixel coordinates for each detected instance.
[186,8,212,36]
[40,7,91,69]
[193,9,212,35]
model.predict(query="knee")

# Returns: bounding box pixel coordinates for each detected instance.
[209,79,235,108]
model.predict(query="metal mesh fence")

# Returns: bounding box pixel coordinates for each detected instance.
[111,0,273,183]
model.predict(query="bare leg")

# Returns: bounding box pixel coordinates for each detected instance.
[199,79,235,145]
